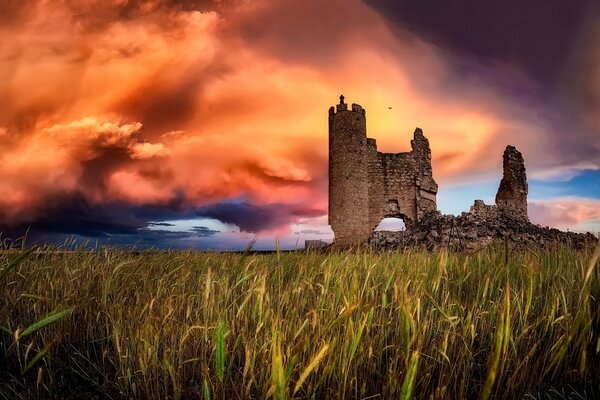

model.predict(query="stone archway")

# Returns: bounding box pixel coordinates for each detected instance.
[373,216,406,232]
[370,199,414,233]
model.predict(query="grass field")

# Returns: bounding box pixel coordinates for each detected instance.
[1,244,599,399]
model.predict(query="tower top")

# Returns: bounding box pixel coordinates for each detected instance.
[336,94,348,112]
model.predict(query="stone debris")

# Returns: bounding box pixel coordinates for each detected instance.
[305,239,329,250]
[369,209,598,252]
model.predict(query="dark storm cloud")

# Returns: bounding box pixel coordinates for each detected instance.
[0,189,191,241]
[364,0,600,88]
[0,204,182,247]
[0,194,145,239]
[190,226,219,236]
[0,193,320,244]
[107,227,219,248]
[194,201,326,233]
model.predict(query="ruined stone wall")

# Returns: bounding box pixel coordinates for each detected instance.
[367,151,418,230]
[411,128,438,220]
[365,128,438,234]
[329,96,438,245]
[460,146,529,222]
[366,139,387,231]
[495,145,529,220]
[368,145,547,252]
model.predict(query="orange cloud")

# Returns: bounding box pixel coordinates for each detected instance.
[129,142,170,160]
[0,0,599,238]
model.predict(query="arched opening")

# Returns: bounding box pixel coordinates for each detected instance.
[374,217,406,232]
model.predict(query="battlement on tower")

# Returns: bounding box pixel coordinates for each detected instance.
[329,95,366,115]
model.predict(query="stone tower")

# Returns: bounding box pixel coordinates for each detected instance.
[328,96,438,245]
[328,95,371,244]
[495,145,529,219]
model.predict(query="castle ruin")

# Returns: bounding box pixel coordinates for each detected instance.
[328,95,534,246]
[328,95,438,245]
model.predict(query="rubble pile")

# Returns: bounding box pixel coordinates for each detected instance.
[369,207,598,252]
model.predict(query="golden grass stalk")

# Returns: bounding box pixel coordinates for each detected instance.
[270,330,286,400]
[292,342,329,396]
[481,283,509,400]
[215,321,225,383]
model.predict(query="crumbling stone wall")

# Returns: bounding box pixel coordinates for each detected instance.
[495,145,529,219]
[455,145,530,222]
[329,96,438,245]
[367,146,597,251]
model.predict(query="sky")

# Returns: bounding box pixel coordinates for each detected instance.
[0,0,599,250]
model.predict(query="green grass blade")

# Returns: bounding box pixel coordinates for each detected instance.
[215,321,225,383]
[20,308,73,339]
[399,351,419,400]
[348,311,369,365]
[203,378,211,400]
[481,286,508,400]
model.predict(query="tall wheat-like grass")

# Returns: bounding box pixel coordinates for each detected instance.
[0,243,598,399]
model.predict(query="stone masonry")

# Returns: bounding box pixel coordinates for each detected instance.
[328,95,438,245]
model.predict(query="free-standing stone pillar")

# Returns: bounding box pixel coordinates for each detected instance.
[495,145,529,220]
